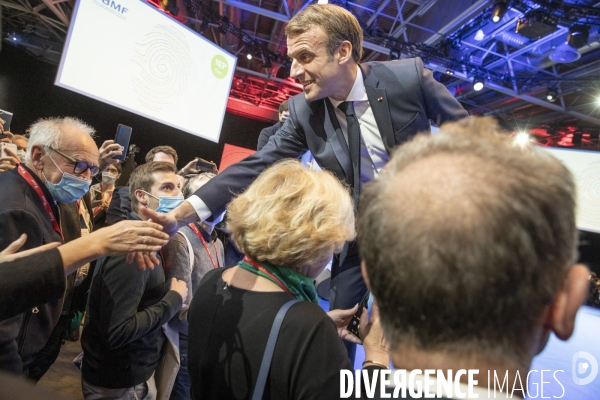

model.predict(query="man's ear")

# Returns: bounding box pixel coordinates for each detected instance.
[337,41,353,65]
[546,264,590,341]
[133,189,148,206]
[361,261,372,292]
[29,144,45,170]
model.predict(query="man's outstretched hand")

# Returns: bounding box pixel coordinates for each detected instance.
[129,202,199,270]
[138,207,181,238]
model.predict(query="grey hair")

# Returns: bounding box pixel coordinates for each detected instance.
[358,116,577,362]
[182,173,216,199]
[25,117,95,163]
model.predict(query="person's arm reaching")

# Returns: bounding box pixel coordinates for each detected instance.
[0,221,169,320]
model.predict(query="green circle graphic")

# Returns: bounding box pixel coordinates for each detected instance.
[211,55,229,79]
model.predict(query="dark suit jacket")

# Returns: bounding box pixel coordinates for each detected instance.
[195,58,468,215]
[257,121,283,151]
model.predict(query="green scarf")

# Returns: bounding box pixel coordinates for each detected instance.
[237,258,319,304]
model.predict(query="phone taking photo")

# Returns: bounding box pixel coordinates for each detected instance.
[0,110,14,132]
[347,291,372,340]
[196,157,215,173]
[113,124,132,161]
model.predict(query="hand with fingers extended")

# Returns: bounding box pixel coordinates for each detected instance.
[0,234,61,264]
[84,220,169,270]
[169,278,188,303]
[0,146,20,173]
[128,201,199,270]
[98,140,123,173]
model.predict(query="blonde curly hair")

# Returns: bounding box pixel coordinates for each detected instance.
[227,160,355,270]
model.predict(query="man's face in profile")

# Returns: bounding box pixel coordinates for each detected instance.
[287,26,348,102]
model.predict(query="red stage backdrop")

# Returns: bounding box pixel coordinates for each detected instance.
[220,144,256,171]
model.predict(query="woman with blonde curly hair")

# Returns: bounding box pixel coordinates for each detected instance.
[186,160,384,400]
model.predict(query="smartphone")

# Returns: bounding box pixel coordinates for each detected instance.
[196,157,215,173]
[0,142,18,159]
[113,124,132,161]
[0,110,14,131]
[347,290,371,340]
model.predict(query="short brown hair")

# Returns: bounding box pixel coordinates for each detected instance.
[227,160,355,270]
[145,145,178,166]
[358,116,577,361]
[285,4,363,63]
[129,161,177,214]
[278,100,289,114]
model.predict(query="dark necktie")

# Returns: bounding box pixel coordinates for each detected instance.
[338,101,361,210]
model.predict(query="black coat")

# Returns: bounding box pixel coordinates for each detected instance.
[0,165,64,374]
[194,58,468,215]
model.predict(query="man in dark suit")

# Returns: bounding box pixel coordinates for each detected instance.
[256,100,289,151]
[141,4,467,358]
[357,117,589,398]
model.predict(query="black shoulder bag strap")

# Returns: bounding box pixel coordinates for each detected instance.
[252,299,300,400]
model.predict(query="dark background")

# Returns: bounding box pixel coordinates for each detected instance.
[0,44,271,170]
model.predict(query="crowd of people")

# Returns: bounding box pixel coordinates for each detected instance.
[0,4,595,400]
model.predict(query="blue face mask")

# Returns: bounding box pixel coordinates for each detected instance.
[142,191,184,213]
[43,155,92,203]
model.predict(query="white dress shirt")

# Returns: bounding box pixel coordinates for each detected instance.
[187,68,390,220]
[328,67,389,189]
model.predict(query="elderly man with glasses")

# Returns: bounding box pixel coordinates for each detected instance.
[0,117,99,377]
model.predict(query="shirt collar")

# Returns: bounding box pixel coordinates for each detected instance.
[329,67,368,109]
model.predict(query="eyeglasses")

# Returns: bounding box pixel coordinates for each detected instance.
[47,147,100,176]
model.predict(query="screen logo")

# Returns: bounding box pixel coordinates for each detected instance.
[93,0,129,19]
[572,351,598,386]
[211,55,229,79]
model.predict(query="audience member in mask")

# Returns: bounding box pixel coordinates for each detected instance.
[90,162,122,228]
[160,172,224,400]
[0,117,99,376]
[257,100,288,151]
[81,161,187,400]
[106,145,178,226]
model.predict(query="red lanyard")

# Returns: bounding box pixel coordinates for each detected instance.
[17,164,64,240]
[188,223,221,269]
[242,256,294,297]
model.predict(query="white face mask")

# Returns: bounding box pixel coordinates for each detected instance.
[102,171,118,184]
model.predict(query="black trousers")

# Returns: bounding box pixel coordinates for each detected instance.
[329,240,368,363]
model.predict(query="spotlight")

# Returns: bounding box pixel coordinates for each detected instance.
[491,1,508,23]
[514,131,530,147]
[546,87,558,102]
[568,24,590,49]
[12,36,17,41]
[246,53,253,60]
[389,49,400,61]
[474,29,485,41]
[473,77,484,91]
[446,70,454,75]
[597,97,600,106]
